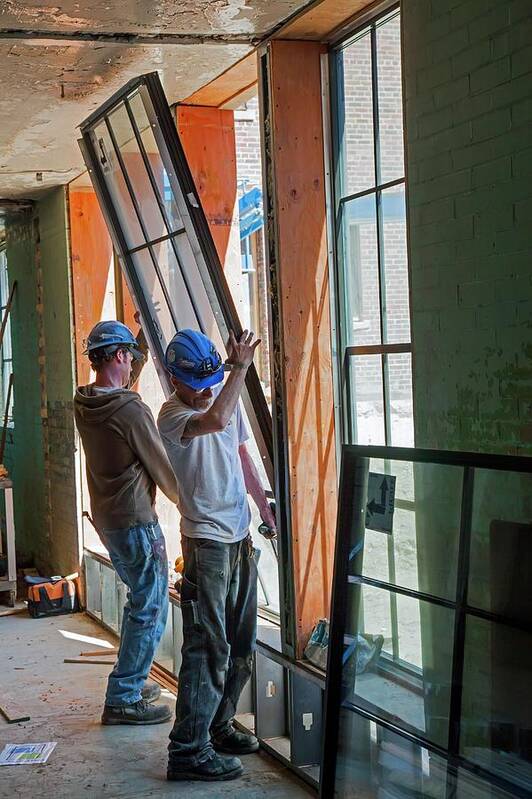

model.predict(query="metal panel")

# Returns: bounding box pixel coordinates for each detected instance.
[255,651,286,740]
[290,672,323,767]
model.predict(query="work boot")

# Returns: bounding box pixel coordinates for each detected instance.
[167,750,243,782]
[141,681,161,704]
[212,725,259,754]
[101,699,172,726]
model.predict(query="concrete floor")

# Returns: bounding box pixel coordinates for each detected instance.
[0,612,314,798]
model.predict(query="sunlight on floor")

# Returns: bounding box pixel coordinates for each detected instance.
[58,629,115,648]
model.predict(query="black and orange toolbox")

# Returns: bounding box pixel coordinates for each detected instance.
[25,573,80,618]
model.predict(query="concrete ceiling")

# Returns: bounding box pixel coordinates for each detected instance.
[0,0,315,200]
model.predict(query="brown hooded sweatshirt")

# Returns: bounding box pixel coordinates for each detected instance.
[74,385,178,532]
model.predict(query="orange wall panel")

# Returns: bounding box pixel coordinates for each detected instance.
[69,190,113,385]
[176,106,237,266]
[268,40,338,656]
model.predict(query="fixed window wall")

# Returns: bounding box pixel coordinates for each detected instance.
[331,7,412,450]
[329,4,415,690]
[322,445,532,799]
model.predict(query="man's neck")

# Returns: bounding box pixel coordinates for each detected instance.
[94,371,125,389]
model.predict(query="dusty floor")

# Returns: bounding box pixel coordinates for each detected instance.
[0,612,314,798]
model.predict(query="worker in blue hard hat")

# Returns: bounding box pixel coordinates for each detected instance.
[157,328,276,782]
[74,318,178,726]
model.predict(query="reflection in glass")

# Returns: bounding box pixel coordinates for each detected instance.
[128,250,176,348]
[382,185,410,345]
[461,616,532,791]
[348,354,385,445]
[468,468,532,620]
[376,12,404,184]
[93,121,145,249]
[128,91,183,233]
[108,104,168,244]
[345,583,453,747]
[387,353,414,446]
[337,31,375,197]
[336,712,448,798]
[341,195,381,347]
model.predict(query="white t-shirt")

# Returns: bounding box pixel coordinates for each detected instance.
[157,387,251,543]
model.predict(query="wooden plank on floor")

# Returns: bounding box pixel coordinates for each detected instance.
[0,699,30,724]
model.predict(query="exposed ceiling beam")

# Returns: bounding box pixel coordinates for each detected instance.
[0,28,259,46]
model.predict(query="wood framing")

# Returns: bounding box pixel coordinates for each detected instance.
[262,40,338,656]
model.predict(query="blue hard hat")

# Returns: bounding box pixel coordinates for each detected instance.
[165,329,224,390]
[84,320,144,361]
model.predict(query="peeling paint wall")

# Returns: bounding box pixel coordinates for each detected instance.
[38,187,79,576]
[403,0,532,455]
[5,208,47,566]
[4,188,79,574]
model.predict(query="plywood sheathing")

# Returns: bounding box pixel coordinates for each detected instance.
[265,40,337,657]
[182,51,258,109]
[276,0,376,39]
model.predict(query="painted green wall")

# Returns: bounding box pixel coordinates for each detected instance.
[38,188,79,576]
[5,209,47,566]
[403,0,532,455]
[4,189,79,576]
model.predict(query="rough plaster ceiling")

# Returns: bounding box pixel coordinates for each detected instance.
[0,0,313,199]
[0,0,309,36]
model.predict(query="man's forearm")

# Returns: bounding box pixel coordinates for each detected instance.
[239,444,275,526]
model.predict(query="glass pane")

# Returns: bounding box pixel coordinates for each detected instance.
[382,185,410,344]
[461,616,532,793]
[101,563,118,632]
[358,459,462,601]
[128,250,176,348]
[348,354,385,445]
[337,31,375,197]
[345,583,454,747]
[376,12,404,183]
[150,237,202,331]
[85,555,102,619]
[155,606,174,672]
[341,193,381,347]
[108,104,168,244]
[468,468,532,620]
[387,352,414,446]
[128,91,183,233]
[335,711,510,799]
[93,121,145,249]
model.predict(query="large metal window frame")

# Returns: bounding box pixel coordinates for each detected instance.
[321,444,532,799]
[78,72,273,487]
[329,4,410,448]
[328,5,414,674]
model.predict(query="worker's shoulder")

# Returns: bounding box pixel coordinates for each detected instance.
[117,391,154,421]
[157,394,193,429]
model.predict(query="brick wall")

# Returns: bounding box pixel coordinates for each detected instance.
[403,0,532,454]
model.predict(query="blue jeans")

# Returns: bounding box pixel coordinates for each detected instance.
[168,535,257,766]
[99,522,169,707]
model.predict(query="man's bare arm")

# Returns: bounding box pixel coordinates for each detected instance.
[239,443,276,530]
